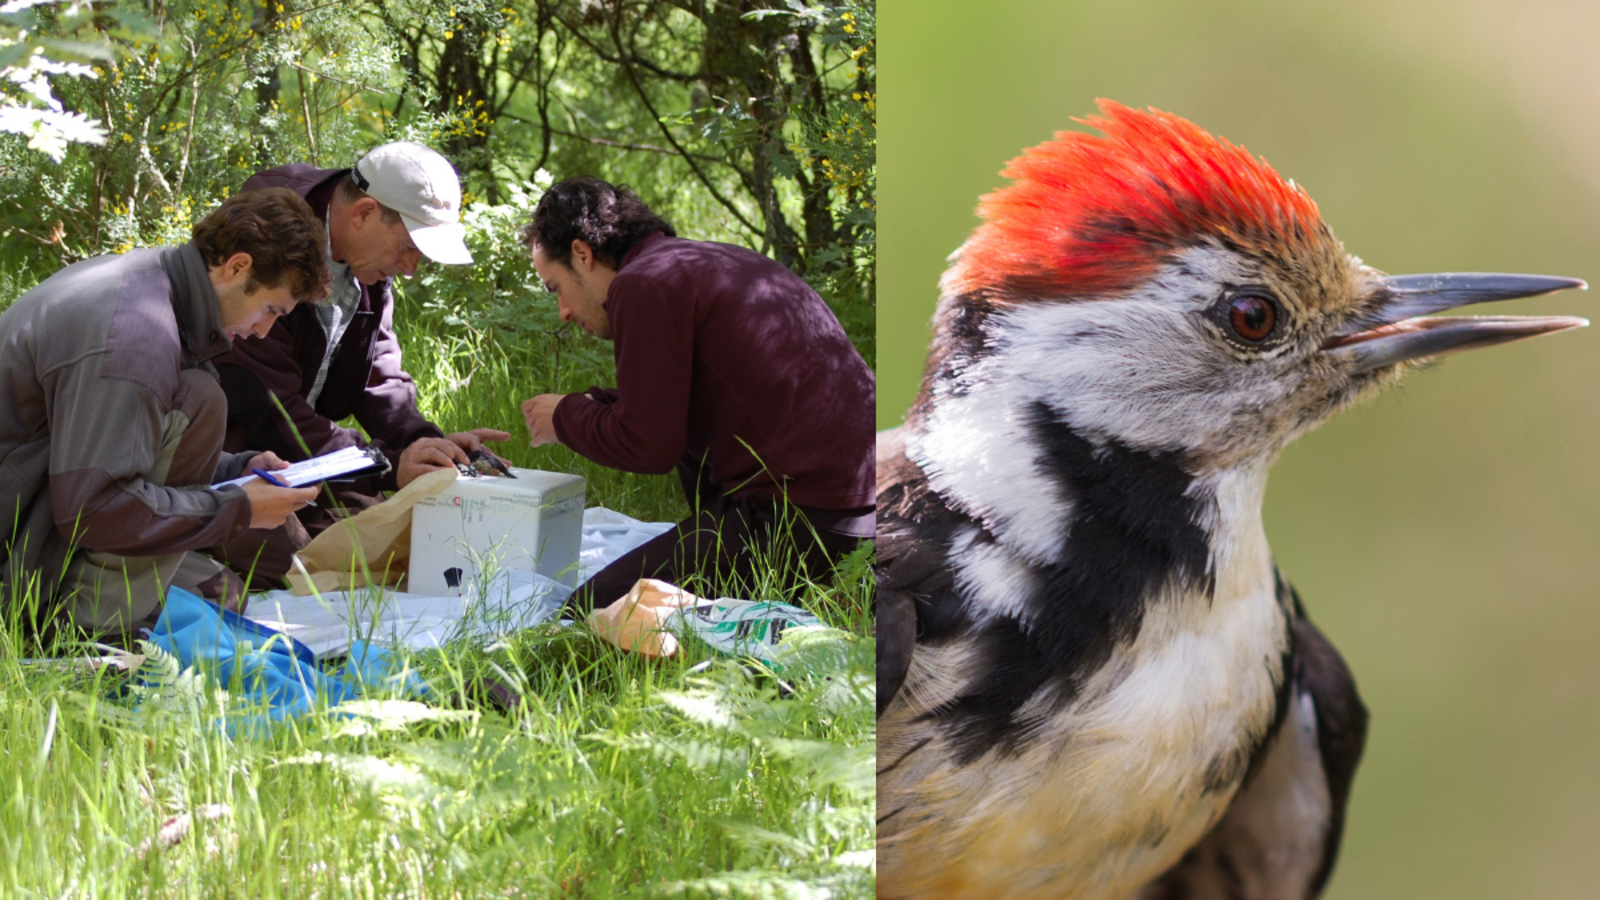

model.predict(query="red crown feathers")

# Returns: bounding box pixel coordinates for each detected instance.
[947,100,1330,300]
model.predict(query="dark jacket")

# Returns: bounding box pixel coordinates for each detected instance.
[0,245,254,598]
[552,233,876,511]
[215,165,443,489]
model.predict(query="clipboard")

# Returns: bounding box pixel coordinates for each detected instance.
[214,446,391,489]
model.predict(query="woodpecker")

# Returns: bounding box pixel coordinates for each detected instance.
[876,101,1587,900]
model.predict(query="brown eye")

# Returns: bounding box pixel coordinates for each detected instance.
[1228,296,1276,342]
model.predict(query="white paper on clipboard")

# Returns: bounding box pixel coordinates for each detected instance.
[214,446,387,488]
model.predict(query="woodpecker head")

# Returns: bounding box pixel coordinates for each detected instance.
[908,101,1586,556]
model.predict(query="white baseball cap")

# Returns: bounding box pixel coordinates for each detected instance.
[350,141,473,265]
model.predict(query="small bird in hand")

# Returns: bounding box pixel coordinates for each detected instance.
[876,101,1587,900]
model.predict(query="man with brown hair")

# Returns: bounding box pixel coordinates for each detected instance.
[0,188,328,636]
[519,176,875,610]
[215,141,508,587]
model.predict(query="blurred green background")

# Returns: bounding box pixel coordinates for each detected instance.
[881,1,1600,896]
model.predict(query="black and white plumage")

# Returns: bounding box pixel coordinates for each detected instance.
[875,102,1586,900]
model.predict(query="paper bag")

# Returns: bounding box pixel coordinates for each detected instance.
[286,468,458,595]
[587,578,702,656]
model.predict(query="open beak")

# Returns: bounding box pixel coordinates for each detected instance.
[1322,273,1588,372]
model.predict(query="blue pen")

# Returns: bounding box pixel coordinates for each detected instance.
[252,468,289,487]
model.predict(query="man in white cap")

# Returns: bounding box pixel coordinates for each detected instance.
[212,142,509,587]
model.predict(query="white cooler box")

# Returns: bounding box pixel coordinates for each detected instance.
[408,468,587,595]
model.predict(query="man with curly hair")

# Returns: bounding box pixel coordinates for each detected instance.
[0,189,327,635]
[519,176,874,609]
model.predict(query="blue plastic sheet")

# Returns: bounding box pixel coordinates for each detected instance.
[144,587,424,731]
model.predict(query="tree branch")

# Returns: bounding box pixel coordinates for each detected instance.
[579,5,761,238]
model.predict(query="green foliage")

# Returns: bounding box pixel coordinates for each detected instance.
[0,0,876,367]
[393,181,551,341]
[791,1,875,362]
[0,0,151,160]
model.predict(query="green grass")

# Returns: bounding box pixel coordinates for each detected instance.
[0,285,876,898]
[0,608,873,898]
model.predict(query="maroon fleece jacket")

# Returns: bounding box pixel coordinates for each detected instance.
[551,233,875,511]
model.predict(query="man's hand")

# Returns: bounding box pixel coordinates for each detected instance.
[241,450,290,474]
[239,478,318,529]
[445,428,512,453]
[398,436,472,488]
[521,394,564,448]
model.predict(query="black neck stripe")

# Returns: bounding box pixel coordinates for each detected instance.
[930,402,1215,763]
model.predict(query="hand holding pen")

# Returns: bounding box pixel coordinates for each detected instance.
[237,451,318,528]
[251,467,289,487]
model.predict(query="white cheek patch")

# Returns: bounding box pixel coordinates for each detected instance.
[912,369,1073,566]
[996,297,1235,451]
[950,525,1043,623]
[913,296,1219,564]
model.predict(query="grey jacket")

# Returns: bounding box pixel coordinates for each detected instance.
[0,244,254,600]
